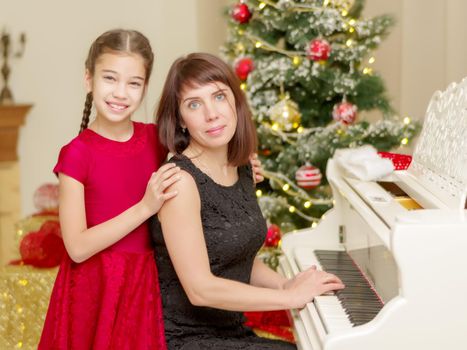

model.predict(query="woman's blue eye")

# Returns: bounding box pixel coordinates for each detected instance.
[103,75,116,81]
[215,93,225,101]
[189,101,201,109]
[130,81,142,87]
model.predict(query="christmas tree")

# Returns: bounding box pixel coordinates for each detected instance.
[222,0,418,234]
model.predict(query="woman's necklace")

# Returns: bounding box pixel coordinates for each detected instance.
[191,156,217,179]
[187,152,237,186]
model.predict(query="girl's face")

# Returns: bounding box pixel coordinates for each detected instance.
[179,81,237,152]
[85,52,146,125]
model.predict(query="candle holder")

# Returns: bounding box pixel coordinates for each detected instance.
[0,30,26,105]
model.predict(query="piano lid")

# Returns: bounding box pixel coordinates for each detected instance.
[404,77,467,210]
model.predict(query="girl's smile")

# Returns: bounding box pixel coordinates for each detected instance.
[86,52,146,125]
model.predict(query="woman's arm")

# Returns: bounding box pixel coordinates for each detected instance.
[158,171,344,312]
[59,163,180,263]
[250,258,288,290]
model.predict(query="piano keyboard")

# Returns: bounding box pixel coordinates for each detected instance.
[293,247,384,334]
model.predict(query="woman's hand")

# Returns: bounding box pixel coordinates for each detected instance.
[283,265,345,309]
[140,163,181,215]
[249,153,264,184]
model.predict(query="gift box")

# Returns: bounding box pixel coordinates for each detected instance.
[0,265,58,349]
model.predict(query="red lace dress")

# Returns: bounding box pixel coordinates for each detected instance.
[39,122,167,350]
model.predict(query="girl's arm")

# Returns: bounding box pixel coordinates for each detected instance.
[158,171,344,312]
[60,163,180,263]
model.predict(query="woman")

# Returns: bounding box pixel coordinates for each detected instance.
[151,53,344,350]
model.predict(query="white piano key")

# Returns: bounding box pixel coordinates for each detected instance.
[303,303,328,345]
[314,295,353,333]
[293,247,353,333]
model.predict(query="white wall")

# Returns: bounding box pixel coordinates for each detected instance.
[364,0,467,121]
[0,0,229,215]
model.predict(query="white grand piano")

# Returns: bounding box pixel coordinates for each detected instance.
[279,77,467,350]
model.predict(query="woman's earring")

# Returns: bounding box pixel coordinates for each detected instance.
[182,127,187,134]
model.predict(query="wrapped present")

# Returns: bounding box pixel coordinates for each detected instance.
[14,214,59,252]
[11,214,64,269]
[0,265,58,349]
[0,183,61,348]
[11,182,60,262]
[17,220,64,268]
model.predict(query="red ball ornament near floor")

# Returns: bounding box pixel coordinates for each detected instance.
[33,183,59,213]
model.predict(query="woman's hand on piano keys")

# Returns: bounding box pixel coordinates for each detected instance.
[282,265,345,309]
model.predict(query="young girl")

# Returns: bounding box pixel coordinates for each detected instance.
[39,29,179,349]
[151,53,344,349]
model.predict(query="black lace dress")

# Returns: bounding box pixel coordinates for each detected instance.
[151,155,296,350]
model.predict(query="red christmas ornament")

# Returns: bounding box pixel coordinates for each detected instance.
[235,57,254,81]
[295,164,322,189]
[332,101,357,125]
[33,183,59,212]
[19,220,65,268]
[232,3,252,24]
[307,38,331,61]
[264,224,281,248]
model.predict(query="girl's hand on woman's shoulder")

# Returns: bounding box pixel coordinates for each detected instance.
[140,163,181,215]
[249,153,264,184]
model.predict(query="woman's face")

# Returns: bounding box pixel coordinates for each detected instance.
[179,81,237,152]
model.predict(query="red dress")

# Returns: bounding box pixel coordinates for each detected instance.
[39,122,167,350]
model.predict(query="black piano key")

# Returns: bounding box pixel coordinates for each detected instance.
[341,300,382,308]
[339,300,382,309]
[314,249,384,328]
[344,306,380,315]
[336,287,377,295]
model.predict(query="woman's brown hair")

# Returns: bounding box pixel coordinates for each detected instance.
[156,52,257,166]
[79,29,154,133]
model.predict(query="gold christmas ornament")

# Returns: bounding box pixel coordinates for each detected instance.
[268,94,302,131]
